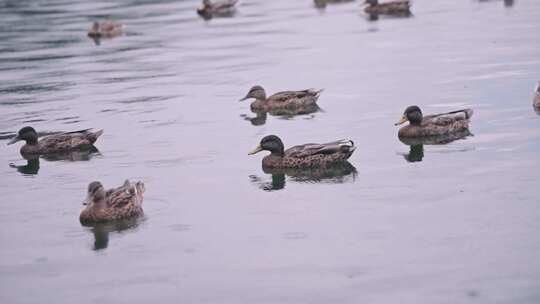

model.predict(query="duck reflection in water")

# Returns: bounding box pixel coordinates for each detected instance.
[313,0,355,10]
[477,0,514,8]
[398,129,472,163]
[9,147,100,175]
[241,104,321,126]
[250,161,357,191]
[82,217,143,251]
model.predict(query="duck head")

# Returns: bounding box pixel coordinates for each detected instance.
[84,181,106,206]
[198,0,212,12]
[8,126,38,145]
[249,135,285,157]
[395,105,423,126]
[240,86,267,101]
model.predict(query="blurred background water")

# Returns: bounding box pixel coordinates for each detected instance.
[1,0,539,303]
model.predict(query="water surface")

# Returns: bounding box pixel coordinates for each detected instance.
[1,0,540,303]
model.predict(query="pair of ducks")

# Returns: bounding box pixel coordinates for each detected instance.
[7,127,145,224]
[196,0,411,17]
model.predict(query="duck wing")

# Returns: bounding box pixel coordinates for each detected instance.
[39,129,103,151]
[424,109,473,126]
[268,89,323,103]
[286,139,355,158]
[105,180,144,209]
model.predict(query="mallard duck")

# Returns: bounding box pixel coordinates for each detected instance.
[364,0,411,15]
[395,106,473,138]
[80,180,145,224]
[240,86,323,112]
[197,0,238,16]
[7,126,103,156]
[533,82,540,108]
[87,21,123,38]
[249,135,355,168]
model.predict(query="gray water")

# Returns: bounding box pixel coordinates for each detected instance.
[1,0,540,303]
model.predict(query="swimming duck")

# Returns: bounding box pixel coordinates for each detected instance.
[87,21,123,38]
[395,106,473,138]
[249,135,355,169]
[364,0,411,15]
[240,86,323,112]
[197,0,238,16]
[7,126,103,156]
[80,180,145,224]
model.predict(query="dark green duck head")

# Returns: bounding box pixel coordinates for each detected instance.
[249,135,284,157]
[395,105,423,126]
[240,85,267,101]
[8,126,38,146]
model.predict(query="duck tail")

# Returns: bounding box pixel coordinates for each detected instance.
[463,108,473,119]
[338,139,356,152]
[307,88,324,96]
[93,129,104,138]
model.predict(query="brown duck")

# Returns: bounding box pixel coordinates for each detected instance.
[80,180,145,224]
[240,86,323,112]
[7,126,103,156]
[364,0,411,15]
[197,0,238,16]
[249,135,355,169]
[533,82,540,109]
[87,21,123,38]
[395,106,473,138]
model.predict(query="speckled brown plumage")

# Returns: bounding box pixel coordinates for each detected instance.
[7,126,103,156]
[395,106,474,138]
[249,135,356,169]
[87,21,123,38]
[240,86,323,112]
[364,0,411,15]
[197,0,238,16]
[80,180,145,224]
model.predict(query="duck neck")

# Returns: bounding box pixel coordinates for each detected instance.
[270,148,284,157]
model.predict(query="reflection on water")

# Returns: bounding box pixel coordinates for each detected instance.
[478,0,515,8]
[9,157,40,175]
[8,147,100,175]
[241,104,321,126]
[250,161,357,191]
[398,130,472,163]
[82,217,143,251]
[313,0,355,10]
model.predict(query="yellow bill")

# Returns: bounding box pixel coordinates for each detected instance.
[248,145,263,155]
[394,115,408,126]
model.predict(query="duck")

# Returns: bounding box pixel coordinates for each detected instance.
[7,126,103,156]
[533,82,540,108]
[87,21,123,38]
[395,106,473,138]
[80,180,145,224]
[197,0,238,16]
[249,135,356,169]
[240,85,323,112]
[363,0,411,16]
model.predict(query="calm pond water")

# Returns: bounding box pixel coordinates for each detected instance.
[1,0,539,303]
